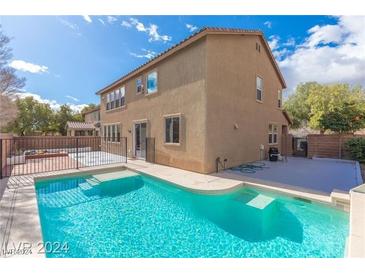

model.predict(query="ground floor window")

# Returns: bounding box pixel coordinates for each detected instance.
[268,124,278,144]
[165,116,180,144]
[103,124,120,142]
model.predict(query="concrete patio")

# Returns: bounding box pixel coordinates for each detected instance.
[224,157,362,195]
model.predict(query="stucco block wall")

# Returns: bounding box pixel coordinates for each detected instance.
[84,111,100,123]
[100,38,208,173]
[204,34,288,172]
[307,134,364,159]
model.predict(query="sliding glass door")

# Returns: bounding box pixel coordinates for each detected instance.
[134,122,147,159]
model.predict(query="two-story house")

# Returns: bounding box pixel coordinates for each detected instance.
[96,28,291,174]
[66,106,100,136]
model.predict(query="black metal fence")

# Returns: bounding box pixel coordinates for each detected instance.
[146,137,155,163]
[0,136,127,178]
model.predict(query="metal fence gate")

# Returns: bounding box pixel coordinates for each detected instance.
[145,137,155,163]
[0,136,127,178]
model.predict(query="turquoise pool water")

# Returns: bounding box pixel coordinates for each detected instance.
[35,171,349,258]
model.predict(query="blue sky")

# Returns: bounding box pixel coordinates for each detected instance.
[0,15,364,111]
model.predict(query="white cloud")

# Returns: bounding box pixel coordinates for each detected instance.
[147,24,171,42]
[122,18,172,43]
[59,18,81,36]
[264,21,272,29]
[129,49,156,59]
[283,37,296,47]
[268,35,280,50]
[66,95,79,102]
[82,15,92,23]
[273,48,290,59]
[129,17,147,32]
[186,24,198,32]
[9,60,48,74]
[305,24,343,48]
[13,91,87,112]
[121,20,132,28]
[278,16,365,93]
[98,18,105,25]
[107,16,118,24]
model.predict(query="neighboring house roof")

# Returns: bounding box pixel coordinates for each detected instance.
[66,121,95,130]
[355,128,365,135]
[289,127,365,137]
[96,27,286,95]
[82,106,100,116]
[289,127,320,138]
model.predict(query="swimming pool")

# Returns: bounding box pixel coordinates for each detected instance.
[35,169,349,258]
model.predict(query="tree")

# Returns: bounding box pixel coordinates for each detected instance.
[5,97,56,135]
[0,25,25,130]
[0,25,25,95]
[5,99,86,136]
[0,93,18,130]
[283,82,320,128]
[319,102,365,133]
[55,104,83,135]
[306,83,365,130]
[81,103,97,114]
[284,82,365,131]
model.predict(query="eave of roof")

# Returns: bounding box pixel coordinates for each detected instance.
[282,109,293,125]
[82,106,100,115]
[96,27,286,95]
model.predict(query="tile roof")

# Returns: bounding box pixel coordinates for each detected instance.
[66,121,95,130]
[96,27,286,95]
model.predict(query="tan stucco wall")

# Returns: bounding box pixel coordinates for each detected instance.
[204,34,288,172]
[99,34,288,174]
[100,38,208,172]
[84,110,100,123]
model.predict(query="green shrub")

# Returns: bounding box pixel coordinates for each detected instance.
[345,137,365,163]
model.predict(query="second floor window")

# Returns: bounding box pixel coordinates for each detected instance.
[119,87,126,107]
[147,71,158,94]
[136,77,143,93]
[106,87,125,110]
[256,76,263,101]
[278,90,282,108]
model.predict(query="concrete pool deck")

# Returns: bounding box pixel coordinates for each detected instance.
[0,158,363,257]
[224,157,362,195]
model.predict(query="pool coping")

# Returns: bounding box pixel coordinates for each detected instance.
[0,160,353,258]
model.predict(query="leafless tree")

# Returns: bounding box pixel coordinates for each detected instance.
[0,25,25,130]
[0,93,18,129]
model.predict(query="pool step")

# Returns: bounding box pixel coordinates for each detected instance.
[246,194,275,210]
[79,182,93,191]
[86,177,102,186]
[79,181,100,196]
[92,170,139,182]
